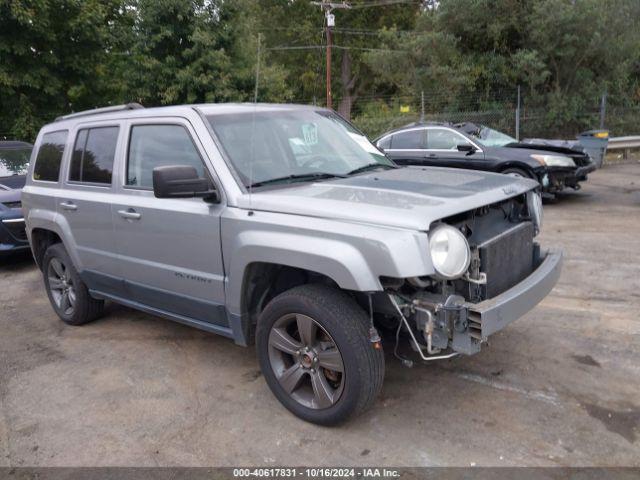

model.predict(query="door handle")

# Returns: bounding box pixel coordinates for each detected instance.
[117,209,142,220]
[60,201,77,211]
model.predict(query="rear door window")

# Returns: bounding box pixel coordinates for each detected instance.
[69,126,119,185]
[426,128,472,150]
[33,131,68,182]
[390,130,425,149]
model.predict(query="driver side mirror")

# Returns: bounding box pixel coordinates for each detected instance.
[152,165,219,202]
[457,144,476,154]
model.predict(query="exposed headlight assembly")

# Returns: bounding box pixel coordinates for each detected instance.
[428,225,471,279]
[527,190,543,234]
[531,154,576,168]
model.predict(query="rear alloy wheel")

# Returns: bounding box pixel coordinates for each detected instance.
[257,284,384,425]
[42,243,104,326]
[47,257,77,316]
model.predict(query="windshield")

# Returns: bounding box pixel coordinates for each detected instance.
[471,126,517,147]
[0,146,31,177]
[207,109,394,188]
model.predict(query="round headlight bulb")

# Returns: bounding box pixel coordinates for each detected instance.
[428,225,471,279]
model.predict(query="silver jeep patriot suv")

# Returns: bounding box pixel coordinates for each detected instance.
[22,103,562,425]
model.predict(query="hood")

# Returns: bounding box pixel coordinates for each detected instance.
[0,175,26,190]
[501,142,591,167]
[483,144,562,162]
[238,166,537,231]
[0,175,24,210]
[504,141,583,157]
[0,188,22,210]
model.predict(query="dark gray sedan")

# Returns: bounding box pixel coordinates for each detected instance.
[0,141,32,256]
[375,122,596,194]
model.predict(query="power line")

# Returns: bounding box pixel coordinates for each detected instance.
[332,28,424,36]
[266,45,325,51]
[333,45,407,52]
[348,0,420,8]
[266,44,406,52]
[256,27,424,35]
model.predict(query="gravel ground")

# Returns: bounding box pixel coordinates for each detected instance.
[0,163,639,467]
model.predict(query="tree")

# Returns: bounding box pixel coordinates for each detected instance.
[1,0,638,140]
[0,0,125,140]
[251,0,420,118]
[113,0,292,106]
[362,0,640,136]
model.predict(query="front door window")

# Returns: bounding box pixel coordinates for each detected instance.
[426,129,471,150]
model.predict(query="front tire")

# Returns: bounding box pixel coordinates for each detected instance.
[42,243,104,325]
[256,284,384,425]
[502,167,533,179]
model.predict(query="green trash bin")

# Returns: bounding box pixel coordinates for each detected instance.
[577,130,609,169]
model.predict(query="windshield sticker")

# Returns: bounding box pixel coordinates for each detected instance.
[301,123,318,146]
[289,138,311,155]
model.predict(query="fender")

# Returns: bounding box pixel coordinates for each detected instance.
[24,205,83,271]
[498,161,539,176]
[221,208,433,316]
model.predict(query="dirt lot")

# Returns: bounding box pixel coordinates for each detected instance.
[1,163,639,467]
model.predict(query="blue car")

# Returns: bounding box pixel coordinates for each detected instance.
[0,141,32,257]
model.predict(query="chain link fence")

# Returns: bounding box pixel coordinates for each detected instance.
[2,90,637,145]
[343,90,639,142]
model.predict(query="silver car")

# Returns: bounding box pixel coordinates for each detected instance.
[22,103,562,425]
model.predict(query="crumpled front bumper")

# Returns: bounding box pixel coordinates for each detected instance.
[575,161,597,180]
[544,162,596,191]
[401,248,563,357]
[465,248,563,341]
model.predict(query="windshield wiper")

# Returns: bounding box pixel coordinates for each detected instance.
[346,163,397,176]
[247,172,347,189]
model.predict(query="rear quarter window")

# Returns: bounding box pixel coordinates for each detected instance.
[377,136,391,149]
[33,131,68,182]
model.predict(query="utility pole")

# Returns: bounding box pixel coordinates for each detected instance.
[326,11,333,109]
[312,1,351,109]
[515,85,521,141]
[599,89,607,129]
[254,33,262,103]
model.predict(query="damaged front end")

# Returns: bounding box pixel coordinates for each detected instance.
[377,192,562,360]
[542,162,597,193]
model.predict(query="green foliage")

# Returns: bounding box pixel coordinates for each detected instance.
[251,0,419,118]
[0,0,638,141]
[0,0,126,140]
[361,0,639,135]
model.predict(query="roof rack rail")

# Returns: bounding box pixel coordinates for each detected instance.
[55,103,144,122]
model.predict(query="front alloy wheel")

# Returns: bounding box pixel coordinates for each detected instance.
[268,313,345,409]
[257,284,384,425]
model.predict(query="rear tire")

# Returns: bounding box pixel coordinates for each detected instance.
[256,284,385,425]
[42,243,104,326]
